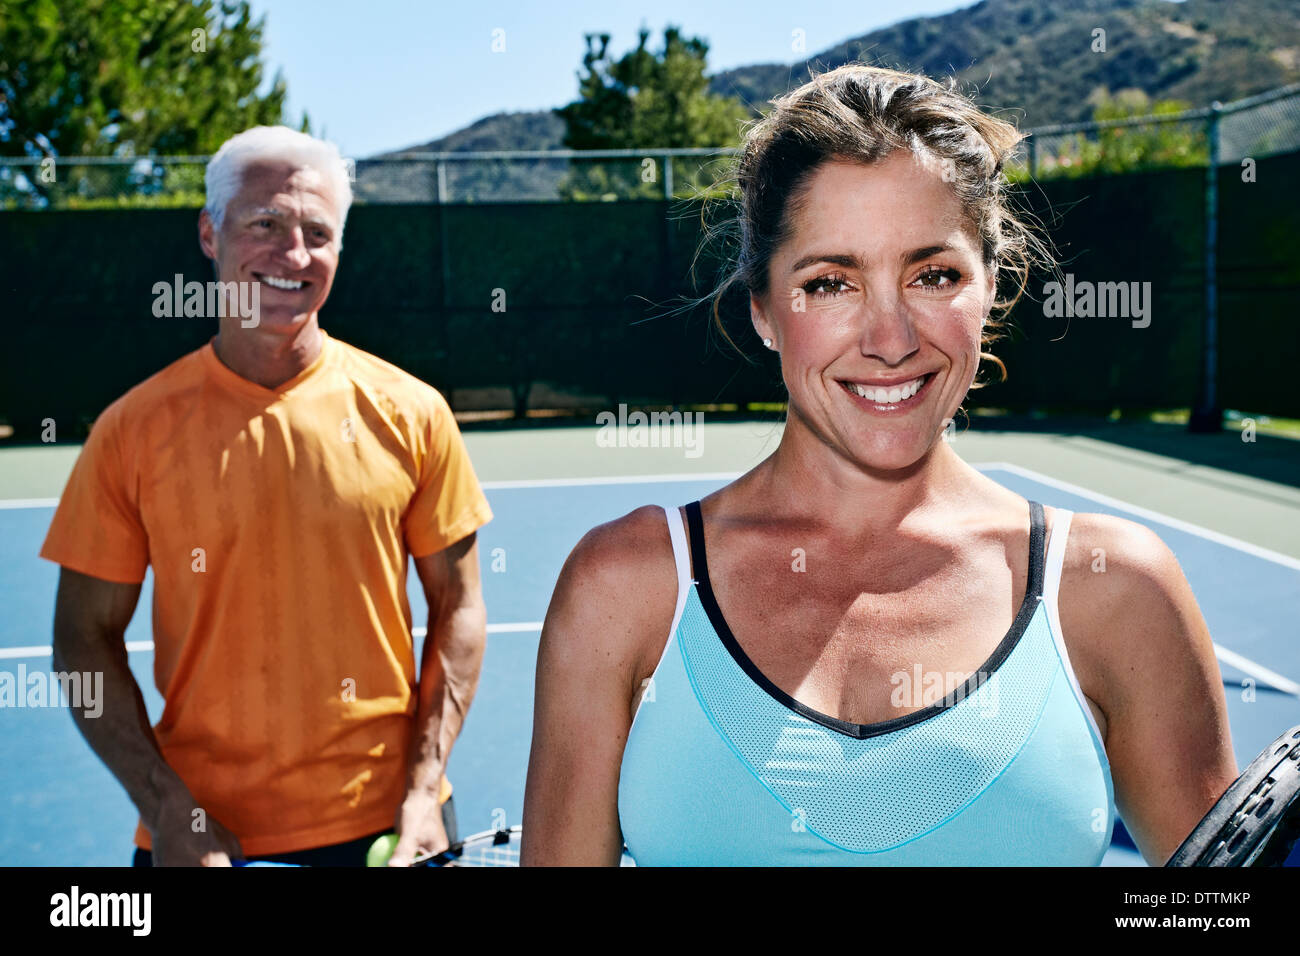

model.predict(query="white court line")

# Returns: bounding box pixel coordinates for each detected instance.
[1215,647,1300,697]
[417,622,544,638]
[480,472,740,490]
[976,460,1300,696]
[0,474,742,510]
[0,625,544,661]
[7,464,1295,691]
[974,461,1300,571]
[0,640,154,660]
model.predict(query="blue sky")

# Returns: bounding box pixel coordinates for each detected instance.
[248,0,972,158]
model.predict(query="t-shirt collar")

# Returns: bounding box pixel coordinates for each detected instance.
[202,328,334,400]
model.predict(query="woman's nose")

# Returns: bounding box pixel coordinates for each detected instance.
[856,292,920,365]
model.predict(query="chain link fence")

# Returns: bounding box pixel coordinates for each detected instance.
[0,148,739,209]
[1004,81,1300,180]
[4,83,1296,210]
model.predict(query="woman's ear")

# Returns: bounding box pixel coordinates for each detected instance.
[750,293,775,349]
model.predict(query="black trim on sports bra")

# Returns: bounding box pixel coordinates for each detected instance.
[683,499,1047,740]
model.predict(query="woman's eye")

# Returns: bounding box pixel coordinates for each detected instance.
[914,267,961,290]
[804,275,852,297]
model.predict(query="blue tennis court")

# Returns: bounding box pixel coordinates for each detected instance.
[2,464,1298,866]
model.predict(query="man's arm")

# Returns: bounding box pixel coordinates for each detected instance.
[388,532,487,865]
[52,567,241,866]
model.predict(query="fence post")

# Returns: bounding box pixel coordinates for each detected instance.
[1190,104,1222,433]
[663,152,673,200]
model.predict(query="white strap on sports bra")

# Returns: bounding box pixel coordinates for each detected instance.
[1040,509,1106,747]
[1044,508,1072,604]
[663,504,693,632]
[628,506,696,729]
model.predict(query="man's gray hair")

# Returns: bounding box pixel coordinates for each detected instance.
[204,126,353,248]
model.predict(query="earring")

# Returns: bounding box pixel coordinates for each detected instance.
[762,337,773,348]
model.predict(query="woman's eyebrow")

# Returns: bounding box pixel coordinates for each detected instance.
[789,243,956,273]
[789,252,861,272]
[901,243,952,265]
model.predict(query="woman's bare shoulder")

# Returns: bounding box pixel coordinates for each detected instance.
[1054,510,1215,706]
[1052,511,1236,864]
[539,504,682,688]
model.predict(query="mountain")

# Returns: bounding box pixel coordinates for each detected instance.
[376,0,1300,157]
[384,111,566,155]
[710,0,1300,126]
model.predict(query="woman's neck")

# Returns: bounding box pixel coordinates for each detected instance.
[752,415,972,536]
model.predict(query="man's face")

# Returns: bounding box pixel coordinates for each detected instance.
[199,160,341,333]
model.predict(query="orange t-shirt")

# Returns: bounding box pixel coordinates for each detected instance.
[40,330,492,856]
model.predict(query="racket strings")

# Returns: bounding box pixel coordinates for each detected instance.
[454,842,521,867]
[426,827,522,867]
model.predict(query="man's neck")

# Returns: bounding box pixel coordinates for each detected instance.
[213,318,324,390]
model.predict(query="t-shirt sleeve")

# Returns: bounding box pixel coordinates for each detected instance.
[403,389,492,558]
[39,401,150,583]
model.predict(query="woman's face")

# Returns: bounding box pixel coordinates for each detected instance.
[753,151,995,473]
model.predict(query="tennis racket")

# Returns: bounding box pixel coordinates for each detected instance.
[1165,724,1300,866]
[410,825,523,867]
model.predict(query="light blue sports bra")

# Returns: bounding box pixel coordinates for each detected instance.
[617,500,1115,865]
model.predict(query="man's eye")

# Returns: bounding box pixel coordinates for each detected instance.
[915,267,961,289]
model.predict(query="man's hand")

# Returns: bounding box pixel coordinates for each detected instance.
[150,782,243,867]
[390,534,487,866]
[51,568,244,866]
[387,787,450,866]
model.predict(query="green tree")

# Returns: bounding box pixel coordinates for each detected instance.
[1020,89,1209,181]
[0,0,302,205]
[557,26,746,200]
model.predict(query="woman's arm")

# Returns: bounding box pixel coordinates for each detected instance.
[521,506,679,865]
[1061,513,1239,866]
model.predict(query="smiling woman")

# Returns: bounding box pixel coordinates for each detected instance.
[713,65,1055,409]
[521,64,1239,867]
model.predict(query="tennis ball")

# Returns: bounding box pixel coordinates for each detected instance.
[366,833,400,867]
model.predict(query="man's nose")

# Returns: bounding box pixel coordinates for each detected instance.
[277,228,311,270]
